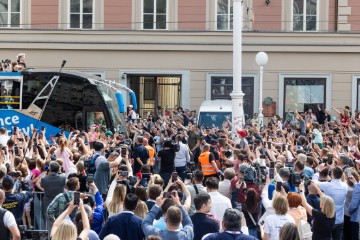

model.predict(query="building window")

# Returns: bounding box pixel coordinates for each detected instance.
[210,76,254,119]
[0,0,21,28]
[143,0,167,30]
[292,0,317,31]
[284,78,326,116]
[69,0,93,29]
[216,0,233,30]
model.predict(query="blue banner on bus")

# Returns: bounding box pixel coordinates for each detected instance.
[0,110,64,139]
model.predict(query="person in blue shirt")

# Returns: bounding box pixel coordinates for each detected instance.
[99,193,144,240]
[347,174,360,240]
[85,183,104,234]
[268,168,296,200]
[142,191,194,240]
[203,208,257,240]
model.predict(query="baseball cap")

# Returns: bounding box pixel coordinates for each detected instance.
[239,164,248,173]
[2,175,14,185]
[237,130,247,138]
[105,131,113,137]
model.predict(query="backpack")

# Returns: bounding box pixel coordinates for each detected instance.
[296,215,312,240]
[84,153,100,174]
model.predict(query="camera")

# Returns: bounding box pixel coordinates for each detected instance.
[163,139,180,152]
[288,168,301,187]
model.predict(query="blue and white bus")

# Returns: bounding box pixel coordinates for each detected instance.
[0,69,137,138]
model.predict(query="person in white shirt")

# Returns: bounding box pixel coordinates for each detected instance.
[0,189,21,240]
[205,177,232,231]
[174,134,190,181]
[261,194,295,240]
[218,168,235,199]
[0,127,9,148]
[186,170,207,215]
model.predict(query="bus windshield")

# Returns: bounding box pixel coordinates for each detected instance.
[96,84,125,132]
[198,112,232,129]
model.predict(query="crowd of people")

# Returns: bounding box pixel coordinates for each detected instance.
[0,104,359,240]
[0,53,26,72]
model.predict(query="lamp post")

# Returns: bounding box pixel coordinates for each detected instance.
[255,51,268,128]
[231,0,245,138]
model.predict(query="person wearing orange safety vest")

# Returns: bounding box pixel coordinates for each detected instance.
[143,138,156,167]
[198,144,222,181]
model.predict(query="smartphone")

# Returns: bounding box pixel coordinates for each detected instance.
[41,126,45,131]
[312,143,315,149]
[171,172,178,182]
[87,174,94,184]
[276,182,282,192]
[308,136,312,143]
[74,192,80,205]
[269,161,275,179]
[163,192,171,198]
[60,129,64,134]
[14,145,19,155]
[294,139,297,145]
[120,171,129,177]
[121,147,127,157]
[324,142,328,148]
[282,144,285,152]
[267,142,271,149]
[142,173,151,180]
[344,146,349,152]
[346,168,353,178]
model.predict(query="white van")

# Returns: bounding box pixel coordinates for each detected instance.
[197,100,232,128]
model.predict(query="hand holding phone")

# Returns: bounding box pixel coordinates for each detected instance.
[74,192,80,205]
[171,172,178,182]
[276,182,282,192]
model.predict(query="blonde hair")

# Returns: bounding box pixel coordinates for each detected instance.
[272,194,289,215]
[134,200,148,219]
[321,195,335,218]
[59,137,67,153]
[52,219,77,240]
[108,184,126,214]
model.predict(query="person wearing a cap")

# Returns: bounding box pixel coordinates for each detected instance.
[2,174,32,225]
[203,127,218,144]
[198,144,221,181]
[128,105,137,121]
[237,130,248,149]
[0,189,20,240]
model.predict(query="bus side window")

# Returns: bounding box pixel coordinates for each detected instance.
[0,79,20,109]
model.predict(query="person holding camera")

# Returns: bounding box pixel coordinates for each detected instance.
[142,190,194,240]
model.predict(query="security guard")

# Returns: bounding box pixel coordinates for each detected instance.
[198,144,221,181]
[0,189,20,240]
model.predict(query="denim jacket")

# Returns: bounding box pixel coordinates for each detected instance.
[348,183,360,222]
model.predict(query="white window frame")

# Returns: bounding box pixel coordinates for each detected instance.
[279,73,331,118]
[291,0,319,32]
[0,0,22,28]
[141,0,168,30]
[215,0,233,31]
[68,0,95,29]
